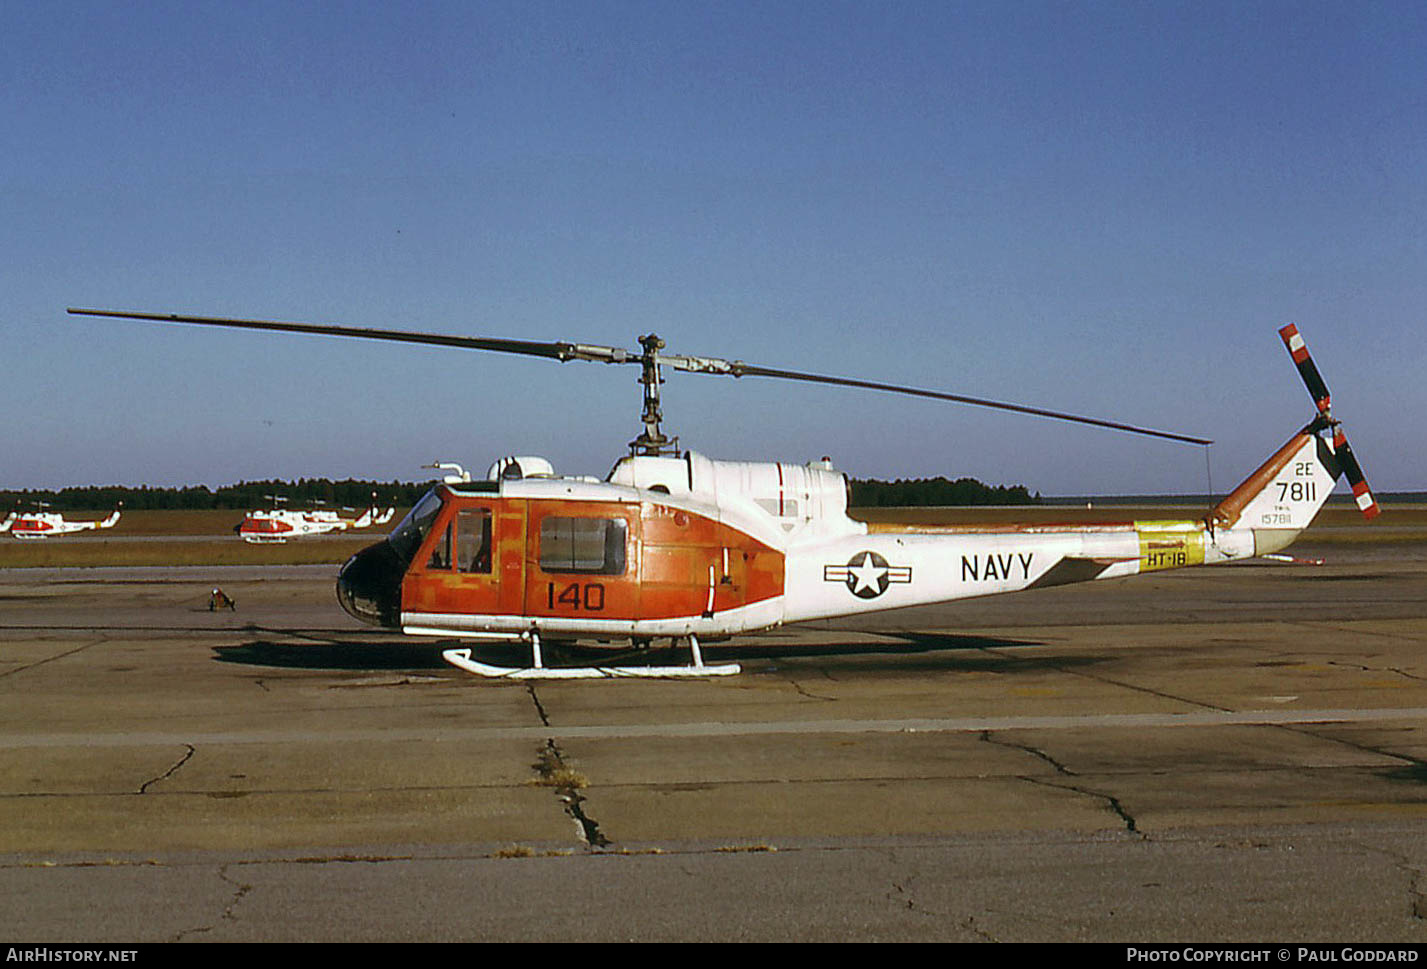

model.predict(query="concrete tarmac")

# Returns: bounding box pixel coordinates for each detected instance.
[3,538,1427,941]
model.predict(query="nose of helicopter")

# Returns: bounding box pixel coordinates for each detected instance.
[336,540,403,628]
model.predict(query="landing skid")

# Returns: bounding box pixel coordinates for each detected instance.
[441,633,741,679]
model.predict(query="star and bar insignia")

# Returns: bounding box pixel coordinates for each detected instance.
[824,550,913,599]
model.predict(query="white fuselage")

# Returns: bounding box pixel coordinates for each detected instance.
[238,506,395,543]
[8,508,121,540]
[394,431,1336,642]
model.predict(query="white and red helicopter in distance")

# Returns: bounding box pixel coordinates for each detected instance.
[6,503,122,540]
[68,308,1378,679]
[237,497,395,544]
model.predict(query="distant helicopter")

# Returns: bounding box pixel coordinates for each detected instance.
[8,503,122,540]
[70,309,1376,678]
[236,496,395,544]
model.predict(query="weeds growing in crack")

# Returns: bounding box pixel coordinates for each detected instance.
[531,739,609,848]
[494,845,575,859]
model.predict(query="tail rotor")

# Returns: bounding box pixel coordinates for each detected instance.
[1278,324,1380,520]
[1331,427,1381,520]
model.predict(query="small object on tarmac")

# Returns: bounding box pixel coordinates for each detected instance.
[1262,553,1326,566]
[209,587,236,611]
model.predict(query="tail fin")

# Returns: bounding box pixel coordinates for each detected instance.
[1208,423,1338,555]
[1206,324,1381,556]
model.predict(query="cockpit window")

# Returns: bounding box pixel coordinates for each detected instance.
[388,490,443,565]
[457,508,493,574]
[427,522,453,570]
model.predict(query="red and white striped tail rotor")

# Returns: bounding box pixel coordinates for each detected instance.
[1278,323,1332,417]
[1332,428,1381,520]
[1278,324,1380,521]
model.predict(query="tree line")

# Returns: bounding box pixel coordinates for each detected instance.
[3,475,1039,511]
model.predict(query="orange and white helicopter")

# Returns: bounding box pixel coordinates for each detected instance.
[69,309,1377,679]
[6,503,122,540]
[236,497,395,544]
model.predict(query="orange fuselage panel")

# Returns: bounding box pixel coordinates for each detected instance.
[401,494,784,622]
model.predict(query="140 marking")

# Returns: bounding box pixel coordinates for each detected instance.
[546,582,606,611]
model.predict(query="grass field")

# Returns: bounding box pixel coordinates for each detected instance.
[0,500,1417,568]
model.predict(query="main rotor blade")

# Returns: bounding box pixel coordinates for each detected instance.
[72,307,1211,445]
[699,361,1214,446]
[66,308,636,365]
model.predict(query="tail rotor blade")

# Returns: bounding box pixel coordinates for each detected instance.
[1332,428,1381,520]
[1278,324,1332,416]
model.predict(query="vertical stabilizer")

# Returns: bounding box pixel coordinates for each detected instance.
[1209,426,1338,555]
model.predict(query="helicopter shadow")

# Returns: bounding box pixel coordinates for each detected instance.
[214,639,455,671]
[211,630,1054,673]
[698,631,1043,661]
[213,625,457,671]
[694,631,1112,675]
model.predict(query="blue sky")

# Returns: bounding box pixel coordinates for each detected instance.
[4,1,1424,495]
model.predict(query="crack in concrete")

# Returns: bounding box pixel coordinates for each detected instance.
[886,866,998,940]
[525,685,610,849]
[1341,838,1427,923]
[525,683,551,727]
[532,739,610,848]
[1326,659,1427,683]
[1299,622,1427,650]
[0,638,107,679]
[980,730,1073,775]
[980,728,1145,835]
[785,677,838,701]
[1278,722,1427,776]
[962,914,999,942]
[1399,857,1427,921]
[977,646,1231,712]
[171,864,251,942]
[139,745,195,794]
[1023,775,1141,835]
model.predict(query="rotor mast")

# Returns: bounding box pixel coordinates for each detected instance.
[632,333,679,457]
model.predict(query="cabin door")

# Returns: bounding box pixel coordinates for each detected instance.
[522,500,641,622]
[406,501,518,619]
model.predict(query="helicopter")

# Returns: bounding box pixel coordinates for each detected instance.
[236,496,396,544]
[7,503,122,540]
[68,308,1377,679]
